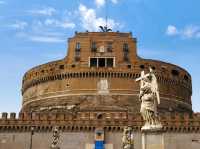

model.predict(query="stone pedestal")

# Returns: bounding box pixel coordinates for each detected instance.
[142,131,164,149]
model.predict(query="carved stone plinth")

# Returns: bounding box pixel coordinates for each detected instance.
[141,123,163,131]
[142,131,164,149]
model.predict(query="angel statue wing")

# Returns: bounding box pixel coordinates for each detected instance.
[149,68,160,105]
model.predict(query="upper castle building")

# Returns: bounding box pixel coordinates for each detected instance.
[0,31,199,149]
[21,31,192,114]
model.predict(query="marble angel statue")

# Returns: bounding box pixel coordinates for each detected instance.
[136,68,162,130]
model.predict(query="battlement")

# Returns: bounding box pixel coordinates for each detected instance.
[0,112,199,133]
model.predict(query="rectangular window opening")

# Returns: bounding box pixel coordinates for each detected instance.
[123,43,129,52]
[76,42,81,51]
[89,57,114,68]
[99,58,106,67]
[91,42,97,52]
[90,58,97,67]
[107,58,113,67]
[107,42,113,52]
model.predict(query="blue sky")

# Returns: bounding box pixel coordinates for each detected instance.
[0,0,199,113]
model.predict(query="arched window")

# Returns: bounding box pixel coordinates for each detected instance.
[171,69,179,76]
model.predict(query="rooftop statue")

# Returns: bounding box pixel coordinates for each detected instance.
[136,68,162,131]
[99,25,112,32]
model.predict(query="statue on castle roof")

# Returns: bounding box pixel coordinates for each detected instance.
[99,25,112,32]
[136,68,162,131]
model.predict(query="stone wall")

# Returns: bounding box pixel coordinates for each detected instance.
[0,131,200,149]
[0,112,200,148]
[21,63,192,113]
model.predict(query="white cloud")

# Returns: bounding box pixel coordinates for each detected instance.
[11,7,77,43]
[166,24,200,39]
[10,21,28,30]
[29,36,65,43]
[166,25,178,36]
[79,4,121,31]
[95,0,106,7]
[29,7,56,16]
[95,0,119,7]
[44,19,75,29]
[16,32,65,43]
[16,30,66,43]
[182,25,199,38]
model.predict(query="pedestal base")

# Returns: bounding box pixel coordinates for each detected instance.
[141,124,163,131]
[142,131,164,149]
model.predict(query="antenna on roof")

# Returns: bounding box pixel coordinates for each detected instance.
[106,0,108,29]
[99,0,112,32]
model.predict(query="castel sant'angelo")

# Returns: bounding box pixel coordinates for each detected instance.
[0,28,200,149]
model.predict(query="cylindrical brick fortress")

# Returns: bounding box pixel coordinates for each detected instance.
[21,32,192,114]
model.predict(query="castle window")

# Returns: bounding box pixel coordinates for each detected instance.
[59,65,64,69]
[89,57,114,68]
[91,42,97,52]
[127,65,131,69]
[123,43,129,62]
[107,58,114,67]
[123,43,129,52]
[90,58,97,67]
[184,75,189,81]
[75,42,81,61]
[97,113,103,119]
[75,42,81,51]
[99,58,106,67]
[107,42,113,52]
[171,69,179,76]
[140,65,145,69]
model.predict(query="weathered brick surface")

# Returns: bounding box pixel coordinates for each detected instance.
[20,32,192,113]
